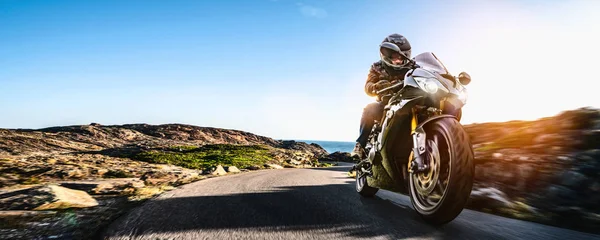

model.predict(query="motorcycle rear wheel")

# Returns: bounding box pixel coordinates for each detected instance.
[356,169,379,197]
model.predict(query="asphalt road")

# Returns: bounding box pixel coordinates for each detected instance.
[102,163,600,240]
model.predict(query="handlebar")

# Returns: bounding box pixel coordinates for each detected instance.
[375,82,403,95]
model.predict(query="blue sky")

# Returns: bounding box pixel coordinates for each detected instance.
[2,0,599,141]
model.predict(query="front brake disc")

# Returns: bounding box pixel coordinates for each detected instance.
[413,140,440,195]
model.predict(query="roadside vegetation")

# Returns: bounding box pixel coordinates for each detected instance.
[133,144,274,170]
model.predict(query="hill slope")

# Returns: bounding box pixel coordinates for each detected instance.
[463,107,600,233]
[0,123,328,188]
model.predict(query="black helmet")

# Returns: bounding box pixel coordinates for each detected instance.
[379,34,412,72]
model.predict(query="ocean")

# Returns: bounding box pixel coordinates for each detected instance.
[294,140,355,154]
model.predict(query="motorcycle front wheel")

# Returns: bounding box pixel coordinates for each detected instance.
[408,117,474,225]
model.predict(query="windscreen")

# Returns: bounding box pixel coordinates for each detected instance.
[413,52,450,75]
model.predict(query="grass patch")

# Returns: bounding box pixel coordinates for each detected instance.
[133,144,273,171]
[168,145,199,151]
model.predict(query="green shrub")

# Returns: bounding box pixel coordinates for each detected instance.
[168,145,199,151]
[133,144,273,171]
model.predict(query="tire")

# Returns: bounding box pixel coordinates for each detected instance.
[356,171,379,197]
[408,117,474,225]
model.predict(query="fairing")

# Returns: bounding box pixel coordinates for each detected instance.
[413,52,450,75]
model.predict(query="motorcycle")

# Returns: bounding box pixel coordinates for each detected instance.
[352,52,475,225]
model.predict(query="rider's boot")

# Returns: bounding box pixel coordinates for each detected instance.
[351,142,366,160]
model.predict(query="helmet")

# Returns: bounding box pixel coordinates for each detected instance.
[379,34,412,72]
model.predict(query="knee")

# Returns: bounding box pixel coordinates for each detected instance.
[364,102,380,111]
[363,102,382,118]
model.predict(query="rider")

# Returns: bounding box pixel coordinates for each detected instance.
[351,33,414,159]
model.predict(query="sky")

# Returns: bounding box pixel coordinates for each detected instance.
[1,0,600,141]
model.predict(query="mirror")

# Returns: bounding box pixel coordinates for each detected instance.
[458,72,471,85]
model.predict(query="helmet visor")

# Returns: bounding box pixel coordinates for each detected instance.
[380,42,408,67]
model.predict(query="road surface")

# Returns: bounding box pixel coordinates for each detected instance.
[102,163,600,240]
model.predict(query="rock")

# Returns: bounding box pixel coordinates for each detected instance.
[583,148,600,158]
[556,156,573,162]
[264,164,284,169]
[141,171,179,185]
[245,165,261,170]
[516,164,536,191]
[319,151,355,163]
[517,156,530,162]
[544,185,579,206]
[211,165,227,176]
[55,168,85,179]
[469,187,513,209]
[54,179,146,195]
[175,171,201,185]
[288,159,303,165]
[9,184,99,210]
[277,140,328,157]
[560,171,588,189]
[93,182,117,194]
[126,179,145,189]
[91,168,109,176]
[0,210,57,218]
[226,166,241,173]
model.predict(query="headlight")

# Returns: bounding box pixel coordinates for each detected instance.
[414,77,439,94]
[458,89,468,104]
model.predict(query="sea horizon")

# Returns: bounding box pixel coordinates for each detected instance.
[287,139,355,154]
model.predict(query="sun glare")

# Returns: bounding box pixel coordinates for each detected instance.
[436,1,600,124]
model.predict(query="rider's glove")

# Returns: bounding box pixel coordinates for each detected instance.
[372,80,392,93]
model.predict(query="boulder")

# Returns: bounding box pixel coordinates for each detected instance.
[319,151,355,163]
[35,185,99,210]
[226,166,241,173]
[212,165,227,176]
[245,165,261,170]
[0,184,98,211]
[469,187,513,209]
[141,171,179,185]
[560,171,588,189]
[543,185,579,206]
[288,159,303,165]
[277,140,328,157]
[264,164,283,169]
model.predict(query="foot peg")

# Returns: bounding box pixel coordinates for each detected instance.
[353,160,373,176]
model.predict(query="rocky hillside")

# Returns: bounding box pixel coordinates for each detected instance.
[0,123,333,239]
[0,123,331,188]
[0,123,300,155]
[463,107,600,233]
